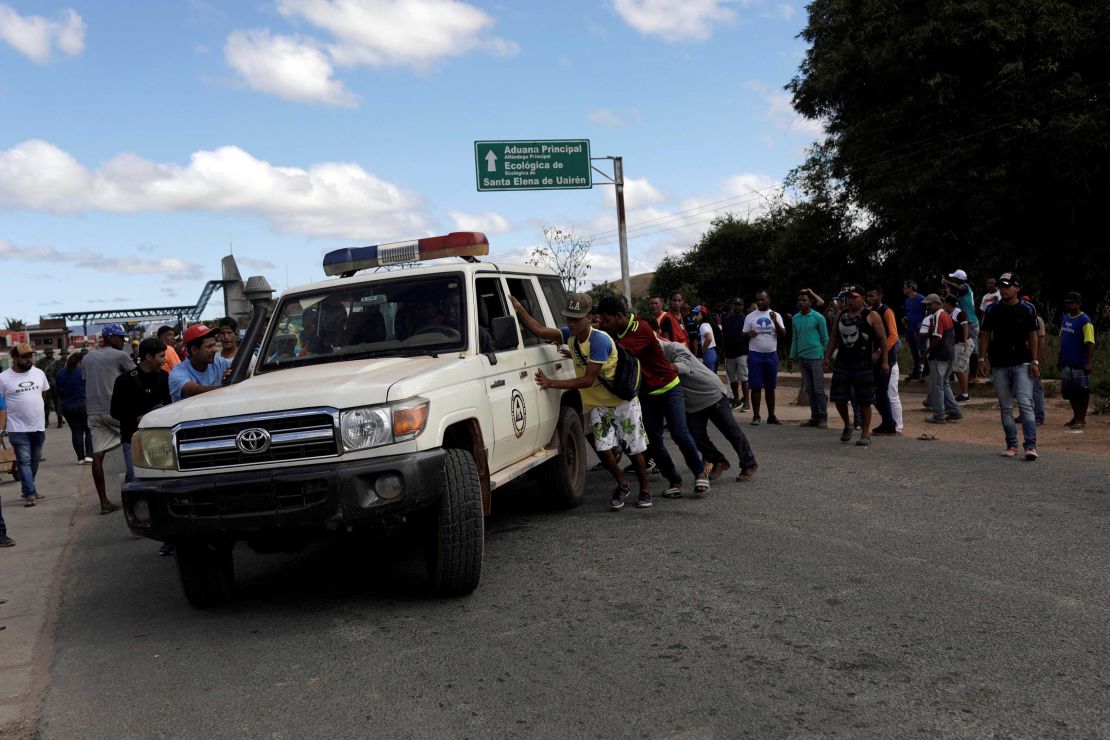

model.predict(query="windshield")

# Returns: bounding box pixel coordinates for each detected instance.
[257,274,467,371]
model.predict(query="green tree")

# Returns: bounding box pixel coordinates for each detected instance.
[4,317,26,331]
[788,0,1110,305]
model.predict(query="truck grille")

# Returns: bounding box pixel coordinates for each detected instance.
[176,410,339,471]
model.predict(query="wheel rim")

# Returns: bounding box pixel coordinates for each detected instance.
[564,427,581,483]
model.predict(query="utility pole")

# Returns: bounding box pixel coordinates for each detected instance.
[592,156,631,303]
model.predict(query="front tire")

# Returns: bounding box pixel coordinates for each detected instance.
[426,449,484,596]
[176,540,235,608]
[537,406,587,509]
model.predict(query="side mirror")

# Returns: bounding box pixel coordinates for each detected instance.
[490,315,519,350]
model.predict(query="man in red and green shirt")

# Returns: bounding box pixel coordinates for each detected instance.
[595,296,710,498]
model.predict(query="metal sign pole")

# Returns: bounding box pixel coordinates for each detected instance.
[613,157,630,303]
[590,156,631,304]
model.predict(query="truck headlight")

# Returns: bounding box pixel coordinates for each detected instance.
[340,398,429,452]
[340,407,391,450]
[132,428,177,470]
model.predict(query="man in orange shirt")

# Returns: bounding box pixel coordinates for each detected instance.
[157,325,182,373]
[866,286,904,435]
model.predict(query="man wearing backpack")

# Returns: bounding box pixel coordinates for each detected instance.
[510,294,653,510]
[596,296,710,499]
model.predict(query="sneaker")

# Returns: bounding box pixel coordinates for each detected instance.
[855,436,872,447]
[739,401,750,412]
[1024,448,1039,461]
[0,536,15,547]
[662,484,683,499]
[23,497,36,507]
[817,420,828,429]
[766,416,782,425]
[636,491,654,508]
[610,485,630,511]
[945,413,963,422]
[82,457,93,464]
[799,419,819,428]
[924,417,947,424]
[158,543,175,556]
[1000,447,1019,457]
[751,416,761,426]
[872,425,897,435]
[729,399,741,409]
[956,393,970,402]
[840,427,853,442]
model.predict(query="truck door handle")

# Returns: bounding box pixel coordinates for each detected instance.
[490,379,505,388]
[519,371,528,379]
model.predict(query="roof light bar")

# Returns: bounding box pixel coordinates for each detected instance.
[323,232,490,277]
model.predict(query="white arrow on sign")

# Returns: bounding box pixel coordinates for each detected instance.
[485,150,498,172]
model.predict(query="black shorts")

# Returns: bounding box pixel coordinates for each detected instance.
[831,362,876,405]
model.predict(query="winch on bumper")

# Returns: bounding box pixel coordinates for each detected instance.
[122,448,447,540]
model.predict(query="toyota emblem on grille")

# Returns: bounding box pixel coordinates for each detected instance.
[236,428,271,454]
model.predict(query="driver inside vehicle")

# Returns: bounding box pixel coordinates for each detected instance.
[300,297,348,355]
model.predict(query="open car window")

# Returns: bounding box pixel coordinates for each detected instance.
[258,274,467,370]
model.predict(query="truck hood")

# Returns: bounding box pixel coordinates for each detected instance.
[141,355,453,428]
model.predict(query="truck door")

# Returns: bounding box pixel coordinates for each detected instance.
[504,274,571,449]
[475,276,539,470]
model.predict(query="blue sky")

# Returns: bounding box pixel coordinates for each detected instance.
[0,0,820,324]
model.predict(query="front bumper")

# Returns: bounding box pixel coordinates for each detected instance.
[122,448,447,541]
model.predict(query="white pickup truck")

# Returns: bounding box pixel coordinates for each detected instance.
[123,233,586,607]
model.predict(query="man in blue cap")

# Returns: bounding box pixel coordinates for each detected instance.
[83,323,135,514]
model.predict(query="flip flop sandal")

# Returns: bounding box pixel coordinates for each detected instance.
[917,433,938,441]
[694,478,711,495]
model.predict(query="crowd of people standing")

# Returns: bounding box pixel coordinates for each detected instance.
[0,319,239,549]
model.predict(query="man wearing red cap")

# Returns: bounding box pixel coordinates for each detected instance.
[169,324,232,403]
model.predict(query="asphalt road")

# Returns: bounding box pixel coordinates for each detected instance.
[36,423,1110,738]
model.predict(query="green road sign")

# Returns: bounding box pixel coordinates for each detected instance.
[475,139,592,191]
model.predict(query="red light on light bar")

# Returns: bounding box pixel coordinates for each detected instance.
[323,232,489,276]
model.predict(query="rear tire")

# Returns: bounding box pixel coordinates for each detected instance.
[176,540,235,608]
[426,449,484,596]
[537,406,586,509]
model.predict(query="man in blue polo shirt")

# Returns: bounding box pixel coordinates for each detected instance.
[1059,291,1096,429]
[169,324,231,403]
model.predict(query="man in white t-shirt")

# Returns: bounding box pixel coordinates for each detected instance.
[741,290,786,425]
[0,343,50,506]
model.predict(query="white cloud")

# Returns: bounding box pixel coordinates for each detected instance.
[762,3,795,20]
[225,29,356,107]
[0,237,202,279]
[278,0,518,70]
[613,0,737,42]
[748,82,825,138]
[447,210,512,234]
[0,4,85,62]
[0,139,431,241]
[587,107,627,127]
[600,175,668,211]
[238,256,278,269]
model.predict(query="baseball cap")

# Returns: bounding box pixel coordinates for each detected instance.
[843,285,864,298]
[731,297,744,305]
[182,323,218,345]
[997,271,1020,287]
[923,293,942,305]
[693,305,707,313]
[948,269,968,281]
[10,342,33,357]
[1064,291,1082,303]
[561,292,593,319]
[101,323,127,338]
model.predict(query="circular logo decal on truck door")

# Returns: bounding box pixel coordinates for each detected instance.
[511,389,527,438]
